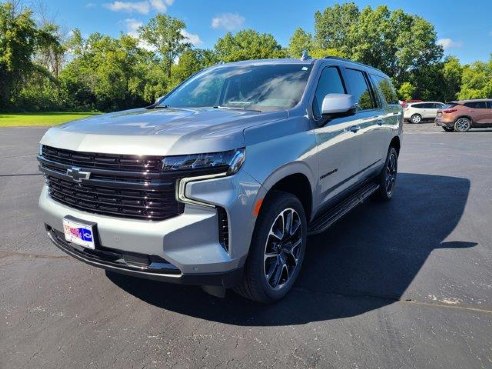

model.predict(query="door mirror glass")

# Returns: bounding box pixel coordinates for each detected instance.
[321,93,356,117]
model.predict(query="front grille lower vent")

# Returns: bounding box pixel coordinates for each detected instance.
[217,207,229,251]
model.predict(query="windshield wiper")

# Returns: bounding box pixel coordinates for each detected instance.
[213,105,261,113]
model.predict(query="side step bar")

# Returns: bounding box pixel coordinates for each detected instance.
[308,183,380,235]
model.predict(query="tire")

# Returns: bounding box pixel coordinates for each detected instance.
[235,191,307,303]
[410,114,422,124]
[442,126,454,132]
[375,147,398,201]
[454,117,471,132]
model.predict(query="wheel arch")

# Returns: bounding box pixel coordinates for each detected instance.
[390,135,401,156]
[259,164,315,221]
[454,115,474,125]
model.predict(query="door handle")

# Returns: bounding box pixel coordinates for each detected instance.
[349,125,360,133]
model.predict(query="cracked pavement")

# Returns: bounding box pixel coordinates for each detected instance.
[0,124,491,368]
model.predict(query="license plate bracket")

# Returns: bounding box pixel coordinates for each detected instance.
[63,216,97,250]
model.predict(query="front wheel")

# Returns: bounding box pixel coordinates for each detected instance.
[375,147,398,201]
[235,191,307,303]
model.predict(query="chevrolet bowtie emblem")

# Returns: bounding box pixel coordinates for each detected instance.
[66,167,91,182]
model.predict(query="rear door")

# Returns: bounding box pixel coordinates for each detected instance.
[428,103,441,119]
[471,101,492,124]
[485,101,492,124]
[341,68,385,177]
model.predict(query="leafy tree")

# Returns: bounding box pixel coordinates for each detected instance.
[441,56,462,101]
[288,28,313,58]
[60,32,152,111]
[138,14,190,79]
[214,29,286,62]
[313,4,443,91]
[314,2,359,54]
[398,82,415,100]
[458,56,492,99]
[0,1,38,108]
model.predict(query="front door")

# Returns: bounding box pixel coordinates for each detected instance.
[312,65,363,206]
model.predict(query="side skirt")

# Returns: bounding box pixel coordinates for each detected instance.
[308,182,380,235]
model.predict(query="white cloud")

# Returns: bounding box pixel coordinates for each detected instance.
[437,38,463,50]
[149,0,174,12]
[211,13,245,31]
[124,18,143,37]
[104,0,174,14]
[181,29,202,46]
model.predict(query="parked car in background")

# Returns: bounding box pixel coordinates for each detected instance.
[404,101,447,123]
[435,99,492,132]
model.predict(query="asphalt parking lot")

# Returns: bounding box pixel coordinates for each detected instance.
[0,123,491,369]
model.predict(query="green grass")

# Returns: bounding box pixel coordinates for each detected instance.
[0,112,100,127]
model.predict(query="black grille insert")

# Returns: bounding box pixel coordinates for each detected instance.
[39,146,185,221]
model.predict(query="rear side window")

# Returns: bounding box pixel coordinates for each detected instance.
[344,69,376,111]
[371,75,399,105]
[313,67,346,119]
[464,101,487,109]
[412,103,425,109]
[487,101,492,109]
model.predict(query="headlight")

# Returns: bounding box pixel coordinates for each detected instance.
[162,148,245,175]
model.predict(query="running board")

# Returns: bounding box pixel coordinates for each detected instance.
[308,183,380,235]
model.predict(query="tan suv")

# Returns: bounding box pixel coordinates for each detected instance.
[436,99,492,132]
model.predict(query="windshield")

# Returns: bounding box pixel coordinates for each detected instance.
[159,64,312,112]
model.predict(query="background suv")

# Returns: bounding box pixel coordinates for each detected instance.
[404,101,446,123]
[38,57,402,303]
[436,99,492,132]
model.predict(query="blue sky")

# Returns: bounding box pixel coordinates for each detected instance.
[43,0,492,64]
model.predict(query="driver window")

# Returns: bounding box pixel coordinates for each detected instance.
[313,67,346,120]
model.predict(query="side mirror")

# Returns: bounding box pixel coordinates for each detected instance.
[321,93,356,118]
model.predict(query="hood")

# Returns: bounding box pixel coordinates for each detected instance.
[40,107,287,156]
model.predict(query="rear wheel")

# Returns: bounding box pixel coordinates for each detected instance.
[375,147,398,201]
[235,191,307,303]
[410,114,422,124]
[454,117,471,132]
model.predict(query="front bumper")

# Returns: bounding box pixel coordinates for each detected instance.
[46,225,243,287]
[39,168,264,281]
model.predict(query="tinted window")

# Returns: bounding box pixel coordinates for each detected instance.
[371,75,399,105]
[344,69,376,111]
[412,103,425,109]
[487,101,492,109]
[313,67,346,119]
[464,101,487,109]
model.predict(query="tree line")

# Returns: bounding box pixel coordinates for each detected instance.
[0,1,490,112]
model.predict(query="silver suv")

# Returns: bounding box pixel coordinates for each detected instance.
[38,57,402,303]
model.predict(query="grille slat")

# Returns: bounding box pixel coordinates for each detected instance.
[40,146,185,221]
[42,146,163,173]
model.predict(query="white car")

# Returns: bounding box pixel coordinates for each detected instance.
[404,101,446,123]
